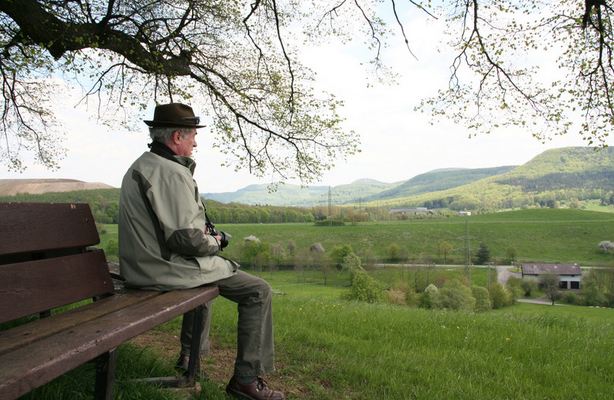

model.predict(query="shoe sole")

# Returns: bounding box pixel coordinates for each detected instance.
[226,387,256,400]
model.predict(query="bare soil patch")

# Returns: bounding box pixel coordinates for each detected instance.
[0,179,114,196]
[129,329,305,398]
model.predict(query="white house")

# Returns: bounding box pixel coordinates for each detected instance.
[521,263,582,289]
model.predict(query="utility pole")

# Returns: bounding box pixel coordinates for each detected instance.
[318,186,339,225]
[463,220,472,280]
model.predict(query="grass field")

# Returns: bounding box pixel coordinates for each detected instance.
[20,280,614,400]
[28,208,607,399]
[100,208,614,266]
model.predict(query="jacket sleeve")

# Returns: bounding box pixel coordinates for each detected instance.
[148,171,220,257]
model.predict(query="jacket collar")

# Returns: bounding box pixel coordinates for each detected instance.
[149,141,196,175]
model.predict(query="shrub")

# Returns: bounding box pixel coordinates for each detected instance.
[310,242,325,253]
[106,238,118,256]
[343,271,384,303]
[488,283,512,309]
[387,243,400,261]
[519,278,539,296]
[421,284,439,309]
[342,252,363,281]
[330,244,354,266]
[437,279,476,311]
[314,220,345,226]
[471,285,492,312]
[386,289,407,305]
[507,285,523,303]
[563,291,579,305]
[475,242,491,264]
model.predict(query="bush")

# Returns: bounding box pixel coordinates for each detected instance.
[314,220,345,226]
[386,289,407,305]
[519,278,539,296]
[471,285,492,312]
[343,271,384,303]
[563,291,580,305]
[507,285,523,304]
[488,283,512,309]
[421,284,439,309]
[438,279,475,311]
[106,238,118,256]
[387,243,401,261]
[342,252,363,281]
[330,244,354,266]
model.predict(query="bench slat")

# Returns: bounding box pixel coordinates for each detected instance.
[0,285,219,400]
[0,250,113,324]
[0,202,100,258]
[0,289,160,356]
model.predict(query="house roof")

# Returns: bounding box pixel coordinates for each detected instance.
[521,263,581,275]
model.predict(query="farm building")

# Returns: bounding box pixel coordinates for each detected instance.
[390,207,429,215]
[521,263,582,289]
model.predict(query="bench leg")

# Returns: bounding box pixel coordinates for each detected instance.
[186,304,205,386]
[94,348,117,400]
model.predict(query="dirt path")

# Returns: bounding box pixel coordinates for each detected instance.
[129,330,304,398]
[496,265,521,286]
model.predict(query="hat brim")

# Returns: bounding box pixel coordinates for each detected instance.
[144,120,207,129]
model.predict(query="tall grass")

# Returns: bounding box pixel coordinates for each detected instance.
[14,282,614,400]
[192,290,614,400]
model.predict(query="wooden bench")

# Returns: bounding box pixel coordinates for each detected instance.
[0,202,219,400]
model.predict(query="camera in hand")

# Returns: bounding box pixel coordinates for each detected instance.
[206,221,231,249]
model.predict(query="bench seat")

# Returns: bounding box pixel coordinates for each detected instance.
[0,202,218,400]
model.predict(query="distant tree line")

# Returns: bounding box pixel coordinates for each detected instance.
[0,189,121,224]
[421,188,608,212]
[0,190,460,225]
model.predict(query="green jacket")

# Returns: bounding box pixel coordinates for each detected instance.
[118,147,237,290]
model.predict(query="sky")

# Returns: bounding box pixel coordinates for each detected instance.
[0,4,594,194]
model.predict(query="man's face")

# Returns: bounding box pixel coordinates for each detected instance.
[176,129,197,157]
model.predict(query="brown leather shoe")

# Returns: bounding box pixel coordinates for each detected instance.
[226,375,285,400]
[174,355,210,380]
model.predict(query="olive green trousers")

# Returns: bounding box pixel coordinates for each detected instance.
[180,270,275,377]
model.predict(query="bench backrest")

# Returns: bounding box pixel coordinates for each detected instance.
[0,202,114,324]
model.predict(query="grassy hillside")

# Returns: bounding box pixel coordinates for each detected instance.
[203,179,401,206]
[20,285,614,400]
[364,147,614,211]
[363,166,517,201]
[212,209,614,266]
[99,208,614,266]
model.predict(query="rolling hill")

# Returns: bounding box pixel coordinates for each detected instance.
[202,179,403,206]
[364,147,614,211]
[0,179,115,196]
[3,147,613,213]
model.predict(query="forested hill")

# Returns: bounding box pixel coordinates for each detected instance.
[492,147,614,192]
[361,166,517,202]
[367,147,614,211]
[203,178,402,206]
[2,146,613,215]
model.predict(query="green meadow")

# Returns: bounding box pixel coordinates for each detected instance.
[99,208,614,265]
[20,286,614,400]
[216,209,614,266]
[16,208,614,399]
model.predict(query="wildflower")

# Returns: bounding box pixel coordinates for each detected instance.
[457,326,460,329]
[506,338,511,341]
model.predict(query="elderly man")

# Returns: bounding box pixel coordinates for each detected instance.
[118,103,285,400]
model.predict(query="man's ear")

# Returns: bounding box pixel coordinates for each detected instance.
[171,130,182,144]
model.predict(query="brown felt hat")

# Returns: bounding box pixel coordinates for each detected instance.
[144,103,206,128]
